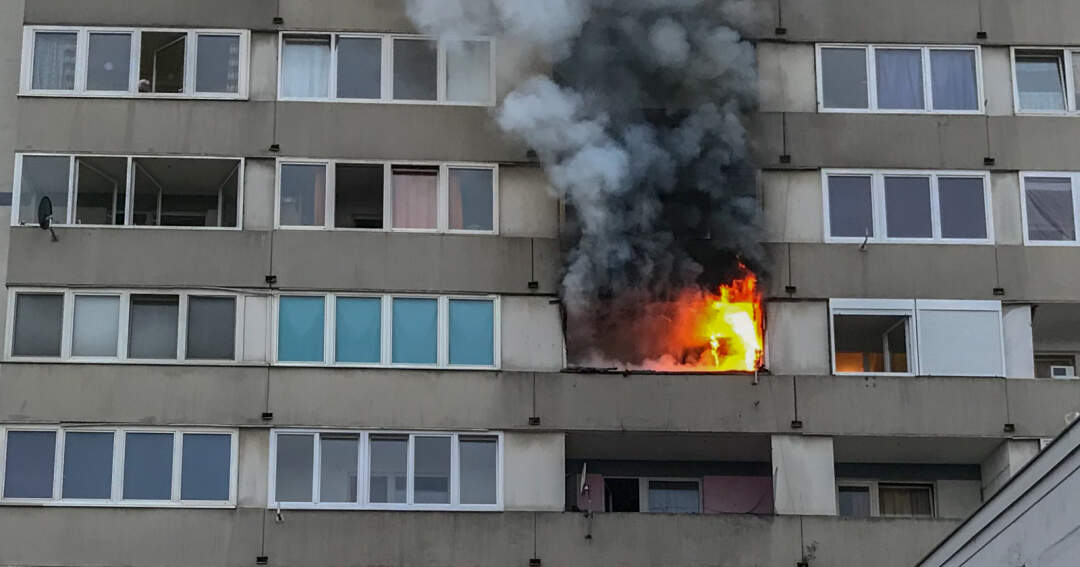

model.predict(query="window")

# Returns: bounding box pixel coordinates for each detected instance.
[1035,354,1077,379]
[12,154,243,228]
[830,299,1005,377]
[7,289,242,363]
[278,32,493,105]
[818,45,981,113]
[275,160,497,233]
[0,427,236,506]
[275,294,499,369]
[601,477,701,514]
[1021,173,1080,244]
[22,26,248,98]
[878,483,934,517]
[269,430,501,510]
[1012,49,1080,113]
[823,170,991,243]
[838,485,871,517]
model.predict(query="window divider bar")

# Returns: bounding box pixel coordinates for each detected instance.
[110,430,123,502]
[171,431,183,501]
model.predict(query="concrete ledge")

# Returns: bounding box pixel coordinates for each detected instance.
[23,0,274,28]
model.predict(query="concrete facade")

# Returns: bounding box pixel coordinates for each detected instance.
[2,0,1080,565]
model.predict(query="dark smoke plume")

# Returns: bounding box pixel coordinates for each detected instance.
[408,0,765,368]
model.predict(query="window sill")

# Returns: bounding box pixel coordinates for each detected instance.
[824,238,995,245]
[18,91,248,101]
[277,97,494,108]
[12,224,244,231]
[816,108,984,116]
[269,502,502,512]
[0,500,235,508]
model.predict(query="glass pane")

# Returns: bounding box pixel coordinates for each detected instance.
[875,49,924,110]
[1074,51,1080,110]
[62,432,114,499]
[884,176,932,238]
[939,177,987,239]
[280,164,327,227]
[369,436,407,504]
[278,296,326,362]
[181,433,231,501]
[448,168,493,231]
[392,166,437,229]
[392,298,437,364]
[449,299,494,366]
[335,164,383,229]
[87,33,132,91]
[72,295,120,357]
[75,156,126,225]
[459,437,497,505]
[19,155,70,226]
[12,293,63,357]
[336,297,381,364]
[414,436,450,504]
[195,35,240,93]
[275,434,313,502]
[139,32,186,93]
[1026,177,1076,241]
[827,175,873,238]
[648,480,700,514]
[123,432,173,500]
[32,32,77,90]
[131,157,239,227]
[834,314,909,373]
[821,47,868,109]
[879,485,933,517]
[393,38,437,100]
[337,37,381,99]
[838,486,871,517]
[128,295,179,359]
[282,35,330,98]
[187,296,236,360]
[1016,53,1066,111]
[930,50,978,110]
[446,40,491,103]
[319,435,359,503]
[3,431,56,498]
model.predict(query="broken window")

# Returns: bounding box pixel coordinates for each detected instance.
[139,31,186,93]
[833,313,910,374]
[334,163,383,229]
[131,157,239,227]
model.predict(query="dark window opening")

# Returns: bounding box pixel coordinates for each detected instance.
[131,158,239,227]
[139,32,186,93]
[335,164,383,229]
[603,478,640,512]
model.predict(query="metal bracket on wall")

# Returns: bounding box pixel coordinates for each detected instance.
[261,412,274,422]
[256,556,269,565]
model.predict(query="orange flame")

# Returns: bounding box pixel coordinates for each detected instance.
[646,269,764,372]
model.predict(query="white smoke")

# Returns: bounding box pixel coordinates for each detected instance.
[407,0,764,366]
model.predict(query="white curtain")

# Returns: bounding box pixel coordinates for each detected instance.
[1017,57,1066,111]
[875,49,924,109]
[32,32,77,90]
[931,50,978,110]
[282,38,330,98]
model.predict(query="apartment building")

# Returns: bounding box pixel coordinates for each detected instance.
[0,1,1078,566]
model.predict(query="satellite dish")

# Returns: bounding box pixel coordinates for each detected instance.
[38,196,53,229]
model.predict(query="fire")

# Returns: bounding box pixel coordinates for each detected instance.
[647,269,764,372]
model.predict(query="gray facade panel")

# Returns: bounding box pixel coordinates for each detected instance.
[24,0,275,29]
[271,231,558,294]
[997,247,1080,302]
[17,99,275,157]
[6,227,270,288]
[274,102,528,162]
[1005,378,1080,438]
[278,0,414,33]
[0,363,269,426]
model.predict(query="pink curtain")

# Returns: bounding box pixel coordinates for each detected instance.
[702,476,773,514]
[575,474,605,512]
[448,170,464,230]
[392,168,437,229]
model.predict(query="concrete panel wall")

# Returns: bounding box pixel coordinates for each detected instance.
[1003,305,1035,379]
[238,428,270,508]
[24,0,275,28]
[803,516,961,567]
[249,32,279,102]
[757,42,816,113]
[277,0,413,33]
[503,432,564,511]
[501,295,564,372]
[772,434,837,516]
[499,165,558,239]
[270,232,558,294]
[761,170,823,243]
[981,439,1040,497]
[990,172,1023,245]
[765,300,830,375]
[937,479,983,520]
[243,158,276,230]
[983,47,1014,117]
[1005,379,1080,438]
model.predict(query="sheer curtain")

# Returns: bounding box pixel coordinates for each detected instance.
[392,168,437,229]
[32,32,77,90]
[282,37,330,98]
[931,50,978,110]
[1016,56,1066,111]
[875,49,924,109]
[1025,178,1076,240]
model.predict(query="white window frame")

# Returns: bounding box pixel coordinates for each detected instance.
[11,153,245,230]
[822,169,994,244]
[0,425,238,508]
[273,159,498,235]
[1010,47,1080,115]
[1019,172,1080,246]
[272,292,500,370]
[277,32,496,106]
[20,26,249,99]
[816,44,984,114]
[838,480,936,518]
[267,429,503,511]
[5,288,246,365]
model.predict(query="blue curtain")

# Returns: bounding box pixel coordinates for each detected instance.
[449,299,494,366]
[279,296,325,362]
[392,298,437,364]
[336,297,381,363]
